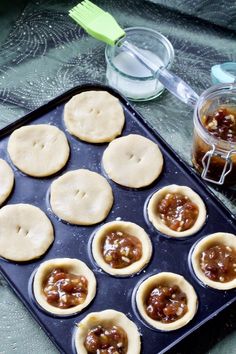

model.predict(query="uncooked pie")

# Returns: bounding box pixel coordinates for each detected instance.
[92,221,152,276]
[64,90,125,143]
[147,185,206,237]
[0,203,54,261]
[191,232,236,290]
[0,159,14,205]
[102,134,164,188]
[50,169,113,225]
[33,258,96,315]
[74,309,141,354]
[136,272,198,331]
[7,124,70,177]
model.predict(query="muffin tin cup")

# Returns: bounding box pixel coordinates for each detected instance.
[131,272,200,332]
[0,83,235,354]
[143,190,209,241]
[188,233,236,290]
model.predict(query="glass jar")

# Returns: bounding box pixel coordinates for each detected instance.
[192,83,236,185]
[105,27,174,101]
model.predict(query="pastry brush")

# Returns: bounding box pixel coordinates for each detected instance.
[69,0,199,107]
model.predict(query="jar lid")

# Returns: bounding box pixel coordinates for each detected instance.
[211,62,236,84]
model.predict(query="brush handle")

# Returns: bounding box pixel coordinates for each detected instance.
[157,67,199,107]
[121,40,199,107]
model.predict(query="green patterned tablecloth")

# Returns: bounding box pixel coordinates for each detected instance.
[0,1,235,353]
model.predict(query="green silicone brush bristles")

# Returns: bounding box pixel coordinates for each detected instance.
[69,0,126,46]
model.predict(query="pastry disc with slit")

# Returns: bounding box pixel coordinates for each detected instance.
[8,124,70,177]
[0,159,14,205]
[64,90,125,143]
[50,169,113,225]
[102,134,164,188]
[0,204,54,261]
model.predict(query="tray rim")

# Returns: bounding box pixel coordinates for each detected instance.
[0,82,235,354]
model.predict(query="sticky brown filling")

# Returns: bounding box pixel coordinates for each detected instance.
[202,107,236,142]
[157,193,199,231]
[200,243,236,282]
[43,268,88,308]
[145,284,188,323]
[101,230,142,268]
[84,325,128,354]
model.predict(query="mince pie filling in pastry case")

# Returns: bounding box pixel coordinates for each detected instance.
[136,272,198,331]
[75,309,141,354]
[92,221,152,276]
[33,258,96,315]
[147,184,206,237]
[191,232,236,290]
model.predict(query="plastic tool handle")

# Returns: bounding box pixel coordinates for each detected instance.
[158,67,199,107]
[121,40,158,72]
[121,40,199,107]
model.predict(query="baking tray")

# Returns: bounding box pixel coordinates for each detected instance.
[0,83,235,354]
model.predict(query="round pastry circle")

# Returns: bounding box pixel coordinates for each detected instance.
[33,258,96,315]
[136,272,198,331]
[191,232,236,290]
[147,184,206,237]
[0,204,54,261]
[102,134,164,188]
[50,169,113,225]
[7,124,70,177]
[64,90,125,143]
[0,159,14,205]
[92,221,153,276]
[75,309,141,354]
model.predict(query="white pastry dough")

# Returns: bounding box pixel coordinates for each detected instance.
[64,90,125,143]
[102,134,163,188]
[92,221,152,276]
[0,159,14,205]
[33,258,97,315]
[0,204,54,261]
[191,232,236,290]
[50,169,113,225]
[8,124,70,177]
[75,309,141,354]
[147,185,206,237]
[136,272,198,331]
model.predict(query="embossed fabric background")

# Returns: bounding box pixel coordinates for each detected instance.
[0,1,235,353]
[146,0,236,32]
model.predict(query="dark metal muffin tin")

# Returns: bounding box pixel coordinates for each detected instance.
[0,84,235,354]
